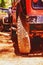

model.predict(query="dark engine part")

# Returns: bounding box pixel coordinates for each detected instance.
[29,24,43,52]
[30,35,43,52]
[3,16,12,32]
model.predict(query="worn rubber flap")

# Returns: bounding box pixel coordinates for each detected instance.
[17,17,31,53]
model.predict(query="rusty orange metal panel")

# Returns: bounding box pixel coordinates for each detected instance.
[26,0,43,15]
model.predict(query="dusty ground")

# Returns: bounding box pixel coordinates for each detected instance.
[0,57,43,65]
[0,32,43,65]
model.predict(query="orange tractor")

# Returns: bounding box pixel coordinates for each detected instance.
[26,0,43,52]
[12,0,43,54]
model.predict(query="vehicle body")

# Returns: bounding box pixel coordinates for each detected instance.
[26,0,43,52]
[12,0,43,54]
